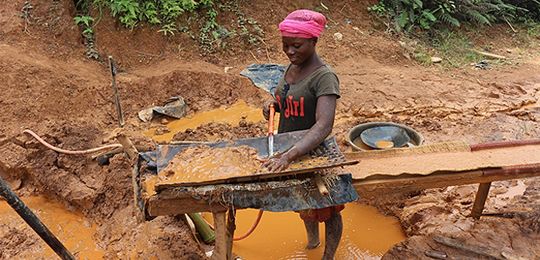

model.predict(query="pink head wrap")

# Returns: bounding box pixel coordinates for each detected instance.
[279,9,327,38]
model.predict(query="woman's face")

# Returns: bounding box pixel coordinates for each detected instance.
[282,37,316,65]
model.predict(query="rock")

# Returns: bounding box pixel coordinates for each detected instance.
[10,179,22,190]
[333,32,343,41]
[154,126,170,135]
[224,66,233,74]
[431,57,443,63]
[424,250,447,259]
[161,118,169,125]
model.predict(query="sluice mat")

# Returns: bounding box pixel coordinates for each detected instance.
[346,142,540,180]
[154,131,358,191]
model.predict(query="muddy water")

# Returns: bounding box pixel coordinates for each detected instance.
[146,100,265,142]
[206,203,405,259]
[0,196,103,259]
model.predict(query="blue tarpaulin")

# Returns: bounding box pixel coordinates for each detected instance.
[240,64,286,97]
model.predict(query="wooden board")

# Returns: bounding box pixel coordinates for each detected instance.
[155,159,357,191]
[345,142,540,180]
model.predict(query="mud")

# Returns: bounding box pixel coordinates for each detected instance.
[172,121,266,143]
[159,145,262,185]
[146,101,266,143]
[1,0,540,258]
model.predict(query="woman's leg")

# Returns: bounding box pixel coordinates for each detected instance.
[303,219,320,249]
[322,212,343,260]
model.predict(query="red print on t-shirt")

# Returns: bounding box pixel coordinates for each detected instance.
[276,95,305,119]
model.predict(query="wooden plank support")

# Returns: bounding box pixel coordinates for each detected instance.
[471,182,492,219]
[212,210,235,260]
[354,165,540,198]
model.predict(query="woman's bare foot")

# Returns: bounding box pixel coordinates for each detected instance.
[306,241,321,250]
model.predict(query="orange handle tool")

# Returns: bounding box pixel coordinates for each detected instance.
[268,103,275,135]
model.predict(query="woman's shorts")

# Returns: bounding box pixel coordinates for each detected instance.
[298,204,345,223]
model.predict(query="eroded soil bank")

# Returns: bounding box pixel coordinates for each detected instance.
[0,0,539,259]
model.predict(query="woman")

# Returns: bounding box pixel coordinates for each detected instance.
[262,9,343,260]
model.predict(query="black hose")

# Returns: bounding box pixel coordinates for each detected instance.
[0,175,75,260]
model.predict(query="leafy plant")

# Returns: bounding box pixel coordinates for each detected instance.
[158,22,177,35]
[74,0,264,54]
[74,15,94,36]
[371,0,539,32]
[368,2,388,17]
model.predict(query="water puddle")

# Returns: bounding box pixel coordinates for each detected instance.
[145,100,265,142]
[0,196,104,259]
[206,203,405,259]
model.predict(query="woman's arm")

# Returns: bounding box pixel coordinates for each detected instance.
[263,94,337,172]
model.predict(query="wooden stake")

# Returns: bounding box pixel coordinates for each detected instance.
[471,182,492,219]
[108,56,125,127]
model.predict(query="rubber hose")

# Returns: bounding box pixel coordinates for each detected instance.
[233,209,264,241]
[23,129,122,155]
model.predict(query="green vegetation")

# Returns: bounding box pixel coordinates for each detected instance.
[73,0,264,54]
[74,15,94,37]
[368,0,540,32]
[368,0,540,67]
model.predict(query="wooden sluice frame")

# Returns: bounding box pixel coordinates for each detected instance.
[138,139,540,260]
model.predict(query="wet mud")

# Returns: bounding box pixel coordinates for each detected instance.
[159,145,262,184]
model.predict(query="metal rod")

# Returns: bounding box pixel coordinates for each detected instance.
[471,182,492,219]
[0,175,75,260]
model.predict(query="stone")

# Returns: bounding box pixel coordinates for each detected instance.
[333,32,343,41]
[431,57,443,63]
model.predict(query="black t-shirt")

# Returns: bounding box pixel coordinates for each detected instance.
[274,65,340,133]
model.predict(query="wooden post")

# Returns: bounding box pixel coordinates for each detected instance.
[212,210,235,260]
[471,182,492,219]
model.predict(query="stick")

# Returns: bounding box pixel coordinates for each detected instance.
[470,49,507,60]
[504,17,517,33]
[0,173,75,260]
[108,56,125,127]
[249,51,261,63]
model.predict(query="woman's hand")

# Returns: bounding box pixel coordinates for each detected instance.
[263,152,292,172]
[262,100,276,120]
